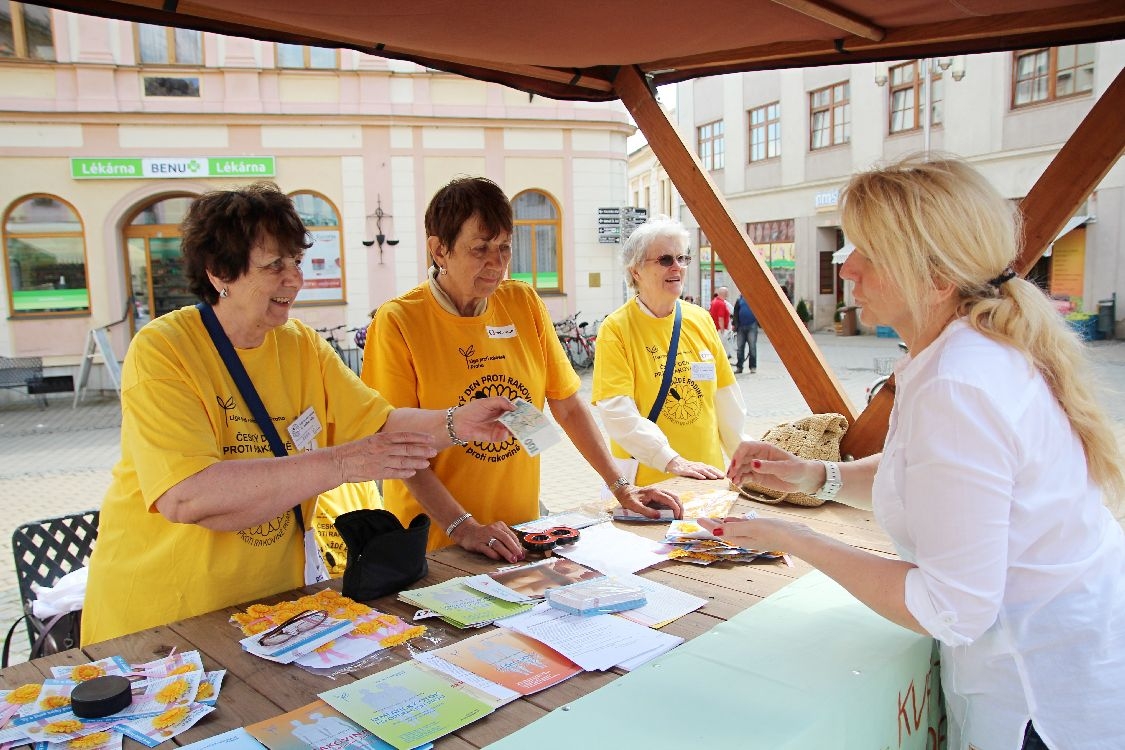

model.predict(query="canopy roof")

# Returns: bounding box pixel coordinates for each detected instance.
[37,0,1125,457]
[38,0,1125,100]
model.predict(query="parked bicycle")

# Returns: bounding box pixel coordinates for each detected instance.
[866,340,909,403]
[554,312,598,371]
[314,324,364,375]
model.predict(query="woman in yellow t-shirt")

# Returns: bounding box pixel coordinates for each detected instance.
[592,216,749,488]
[363,177,681,564]
[83,182,513,645]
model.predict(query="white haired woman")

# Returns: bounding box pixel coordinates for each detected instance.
[702,156,1125,749]
[592,216,749,487]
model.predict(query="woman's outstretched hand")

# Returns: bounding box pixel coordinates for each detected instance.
[452,397,516,443]
[335,432,437,482]
[726,440,823,494]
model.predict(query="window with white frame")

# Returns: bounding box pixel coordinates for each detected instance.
[749,102,780,162]
[809,82,850,150]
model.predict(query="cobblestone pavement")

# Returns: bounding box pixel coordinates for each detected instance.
[1,331,1121,664]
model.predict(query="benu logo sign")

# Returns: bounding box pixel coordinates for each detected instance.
[71,157,276,179]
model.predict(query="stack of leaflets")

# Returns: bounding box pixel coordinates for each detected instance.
[663,518,788,566]
[423,628,582,696]
[0,652,223,749]
[319,661,495,750]
[398,577,533,628]
[230,589,427,671]
[462,558,604,603]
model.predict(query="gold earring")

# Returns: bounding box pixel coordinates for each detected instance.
[439,267,448,276]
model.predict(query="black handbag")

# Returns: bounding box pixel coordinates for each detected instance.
[335,510,430,601]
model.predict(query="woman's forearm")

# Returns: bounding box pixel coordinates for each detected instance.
[155,448,342,531]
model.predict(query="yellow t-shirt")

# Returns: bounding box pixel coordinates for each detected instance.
[592,298,734,486]
[83,306,391,645]
[362,280,580,550]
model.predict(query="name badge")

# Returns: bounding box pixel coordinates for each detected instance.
[287,406,322,452]
[691,362,717,382]
[699,349,714,361]
[487,324,517,339]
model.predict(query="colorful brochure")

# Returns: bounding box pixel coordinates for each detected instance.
[319,662,493,750]
[398,578,532,628]
[430,628,581,695]
[246,699,430,750]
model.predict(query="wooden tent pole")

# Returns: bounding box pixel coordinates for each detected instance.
[1017,66,1125,273]
[613,65,856,423]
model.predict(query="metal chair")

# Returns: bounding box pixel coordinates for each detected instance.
[1,510,99,667]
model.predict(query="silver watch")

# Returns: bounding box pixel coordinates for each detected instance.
[813,460,842,501]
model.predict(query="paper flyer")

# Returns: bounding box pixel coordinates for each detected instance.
[430,628,581,695]
[319,662,493,750]
[398,578,532,628]
[245,699,429,750]
[181,727,266,749]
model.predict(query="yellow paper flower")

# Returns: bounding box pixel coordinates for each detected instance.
[379,625,426,648]
[45,719,83,734]
[40,694,72,709]
[152,706,190,730]
[154,679,189,704]
[167,664,195,676]
[69,664,105,682]
[244,620,274,635]
[351,621,378,636]
[245,604,271,616]
[67,731,113,749]
[195,682,214,701]
[316,589,342,602]
[7,683,42,704]
[344,602,372,618]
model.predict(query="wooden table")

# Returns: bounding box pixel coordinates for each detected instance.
[0,479,895,748]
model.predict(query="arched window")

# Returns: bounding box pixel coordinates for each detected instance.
[511,190,561,293]
[4,195,88,315]
[289,190,344,304]
[124,194,195,333]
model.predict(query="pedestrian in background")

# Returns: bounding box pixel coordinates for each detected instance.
[709,286,732,359]
[732,293,758,374]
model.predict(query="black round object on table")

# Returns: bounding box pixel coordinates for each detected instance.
[70,675,132,718]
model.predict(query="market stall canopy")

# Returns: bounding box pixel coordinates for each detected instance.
[36,0,1125,458]
[35,0,1125,101]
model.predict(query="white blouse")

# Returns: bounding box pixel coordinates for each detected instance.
[873,319,1125,749]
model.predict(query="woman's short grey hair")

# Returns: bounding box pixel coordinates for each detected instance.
[622,215,689,291]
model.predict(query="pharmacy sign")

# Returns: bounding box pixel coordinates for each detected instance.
[71,157,275,179]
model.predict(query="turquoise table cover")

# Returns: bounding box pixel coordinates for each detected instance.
[486,570,943,749]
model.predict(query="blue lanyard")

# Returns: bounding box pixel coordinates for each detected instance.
[647,300,682,422]
[197,302,304,532]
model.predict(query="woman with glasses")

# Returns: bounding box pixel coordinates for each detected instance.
[362,178,681,565]
[83,182,513,646]
[593,216,749,487]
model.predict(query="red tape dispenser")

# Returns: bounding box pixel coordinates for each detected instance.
[520,526,581,556]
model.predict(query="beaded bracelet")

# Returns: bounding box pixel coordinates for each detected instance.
[445,512,473,538]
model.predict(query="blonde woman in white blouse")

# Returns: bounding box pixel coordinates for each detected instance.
[702,156,1125,750]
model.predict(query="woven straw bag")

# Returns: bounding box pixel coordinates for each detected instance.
[739,413,849,507]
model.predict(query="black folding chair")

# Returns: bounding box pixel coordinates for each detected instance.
[1,510,99,667]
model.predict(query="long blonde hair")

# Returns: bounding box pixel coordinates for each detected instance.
[842,155,1123,503]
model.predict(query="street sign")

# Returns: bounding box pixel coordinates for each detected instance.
[598,207,623,215]
[598,216,621,224]
[598,236,620,244]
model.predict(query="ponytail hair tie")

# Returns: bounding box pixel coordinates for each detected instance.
[988,267,1017,288]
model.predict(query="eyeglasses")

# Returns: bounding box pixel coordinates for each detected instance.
[257,609,328,647]
[646,254,692,268]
